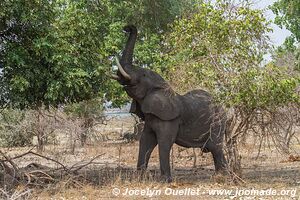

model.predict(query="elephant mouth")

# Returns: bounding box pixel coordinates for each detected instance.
[109,57,132,81]
[124,84,138,91]
[123,84,133,89]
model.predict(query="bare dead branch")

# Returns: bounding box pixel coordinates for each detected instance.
[69,153,106,173]
[0,150,20,176]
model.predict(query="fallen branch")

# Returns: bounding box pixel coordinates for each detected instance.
[0,150,106,188]
[26,151,68,172]
[0,150,21,179]
[0,147,35,162]
[69,153,106,173]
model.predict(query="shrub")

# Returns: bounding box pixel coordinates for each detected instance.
[0,109,34,147]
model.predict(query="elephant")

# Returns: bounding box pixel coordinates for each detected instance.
[110,25,228,182]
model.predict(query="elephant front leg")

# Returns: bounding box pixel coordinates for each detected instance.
[158,142,173,183]
[137,127,157,172]
[155,119,179,183]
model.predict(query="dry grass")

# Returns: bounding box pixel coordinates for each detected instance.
[1,117,300,199]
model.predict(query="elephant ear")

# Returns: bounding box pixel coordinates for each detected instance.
[141,90,180,120]
[129,100,145,120]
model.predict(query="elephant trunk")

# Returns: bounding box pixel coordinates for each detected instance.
[120,25,137,69]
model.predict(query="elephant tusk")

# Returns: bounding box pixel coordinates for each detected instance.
[115,57,132,80]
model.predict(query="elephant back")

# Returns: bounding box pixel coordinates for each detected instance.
[179,89,215,132]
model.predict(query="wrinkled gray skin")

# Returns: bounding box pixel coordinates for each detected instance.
[111,25,228,182]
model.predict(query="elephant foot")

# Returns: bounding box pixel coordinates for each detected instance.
[215,168,230,176]
[212,173,228,184]
[160,175,172,183]
[136,168,147,181]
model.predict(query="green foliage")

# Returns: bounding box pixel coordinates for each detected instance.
[0,75,9,108]
[271,0,300,42]
[64,98,103,119]
[0,0,191,109]
[1,0,297,113]
[162,0,299,110]
[271,0,300,71]
[223,65,299,110]
[0,0,56,108]
[0,0,113,108]
[0,0,201,108]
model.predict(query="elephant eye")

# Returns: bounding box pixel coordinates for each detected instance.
[143,73,146,77]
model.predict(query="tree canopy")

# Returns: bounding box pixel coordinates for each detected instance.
[271,0,300,71]
[0,0,189,108]
[271,0,300,42]
[0,0,299,112]
[161,0,299,110]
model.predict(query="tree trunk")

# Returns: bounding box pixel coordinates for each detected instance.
[80,118,93,146]
[225,113,242,177]
[36,109,44,152]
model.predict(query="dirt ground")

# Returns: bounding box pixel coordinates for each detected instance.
[1,116,299,199]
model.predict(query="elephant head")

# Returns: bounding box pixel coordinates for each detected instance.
[110,25,180,121]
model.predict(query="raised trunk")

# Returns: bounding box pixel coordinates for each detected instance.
[120,25,137,68]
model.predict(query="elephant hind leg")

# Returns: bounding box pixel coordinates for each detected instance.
[205,142,228,173]
[211,147,228,173]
